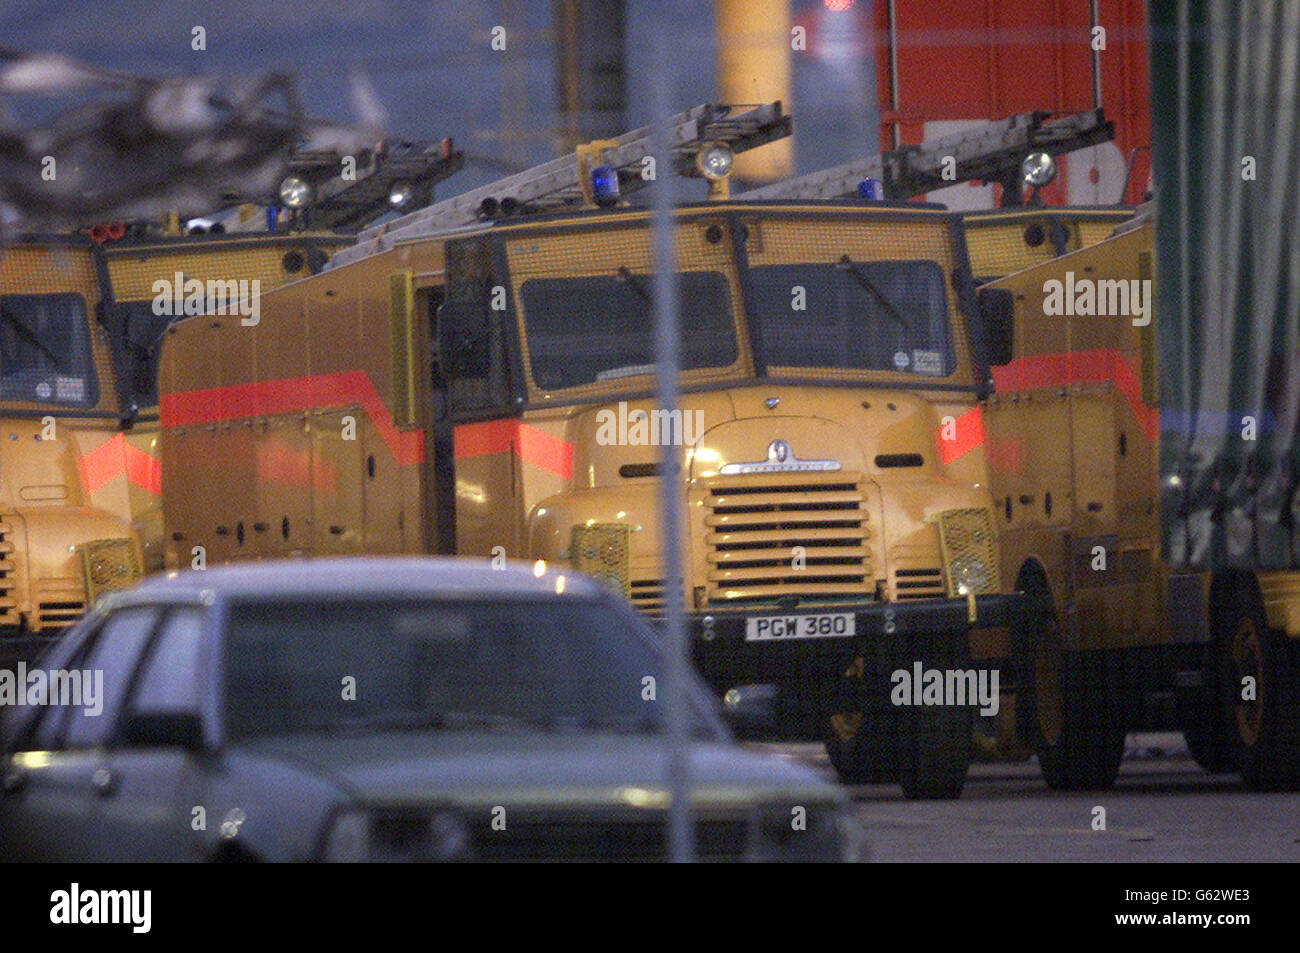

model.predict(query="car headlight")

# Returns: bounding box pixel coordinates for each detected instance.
[747,801,847,862]
[322,808,470,862]
[322,809,369,862]
[836,805,870,863]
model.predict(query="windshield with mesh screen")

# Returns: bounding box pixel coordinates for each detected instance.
[518,269,738,390]
[747,259,955,376]
[0,293,99,407]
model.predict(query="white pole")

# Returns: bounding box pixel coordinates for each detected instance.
[649,29,694,864]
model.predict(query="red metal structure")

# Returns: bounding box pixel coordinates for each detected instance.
[873,0,1150,207]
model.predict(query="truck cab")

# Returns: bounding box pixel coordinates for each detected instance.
[0,239,145,662]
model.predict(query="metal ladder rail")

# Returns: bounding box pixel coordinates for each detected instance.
[328,101,791,268]
[742,109,1113,201]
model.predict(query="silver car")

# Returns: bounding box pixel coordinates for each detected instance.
[0,558,861,862]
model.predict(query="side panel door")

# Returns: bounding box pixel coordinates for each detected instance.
[311,409,365,554]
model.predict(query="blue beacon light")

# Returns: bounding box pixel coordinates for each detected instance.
[858,177,884,201]
[591,166,620,207]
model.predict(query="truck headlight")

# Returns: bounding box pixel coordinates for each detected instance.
[1021,151,1057,188]
[949,555,992,595]
[79,537,142,602]
[570,523,630,598]
[936,507,998,597]
[388,179,414,208]
[696,142,734,181]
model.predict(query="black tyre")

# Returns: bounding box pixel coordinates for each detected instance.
[1217,586,1300,791]
[823,656,899,784]
[897,701,972,800]
[1179,642,1237,774]
[824,712,900,784]
[1182,712,1238,774]
[895,634,973,800]
[1017,577,1126,791]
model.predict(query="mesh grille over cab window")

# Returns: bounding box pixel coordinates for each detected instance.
[0,293,99,407]
[519,270,737,391]
[747,259,955,377]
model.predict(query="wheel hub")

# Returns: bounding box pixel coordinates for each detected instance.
[1231,617,1263,747]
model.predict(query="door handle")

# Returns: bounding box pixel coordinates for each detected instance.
[92,767,117,797]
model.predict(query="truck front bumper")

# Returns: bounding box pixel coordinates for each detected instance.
[683,594,1024,735]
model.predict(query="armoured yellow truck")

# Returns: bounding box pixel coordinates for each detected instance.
[32,136,458,573]
[92,228,350,570]
[0,238,144,662]
[978,210,1300,790]
[0,228,352,581]
[157,103,1022,798]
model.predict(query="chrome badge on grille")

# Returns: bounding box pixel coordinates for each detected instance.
[718,439,842,474]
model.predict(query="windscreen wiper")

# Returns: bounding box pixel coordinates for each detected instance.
[0,306,62,368]
[836,254,911,331]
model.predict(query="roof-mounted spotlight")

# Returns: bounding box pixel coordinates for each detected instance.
[1021,151,1057,189]
[388,180,415,208]
[696,142,734,200]
[278,175,312,209]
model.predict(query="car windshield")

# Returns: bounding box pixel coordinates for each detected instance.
[518,269,738,390]
[0,293,99,406]
[223,598,713,739]
[747,259,956,376]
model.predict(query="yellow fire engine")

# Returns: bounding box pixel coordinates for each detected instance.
[979,208,1300,790]
[157,103,1023,799]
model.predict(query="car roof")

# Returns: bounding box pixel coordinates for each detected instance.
[115,557,607,604]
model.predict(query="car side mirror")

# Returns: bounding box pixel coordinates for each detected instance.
[122,712,206,751]
[978,287,1015,367]
[719,684,779,741]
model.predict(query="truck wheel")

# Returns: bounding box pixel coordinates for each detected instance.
[1182,713,1237,774]
[1019,584,1126,791]
[824,712,900,784]
[897,702,972,800]
[1179,640,1237,774]
[823,657,899,784]
[1218,588,1300,791]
